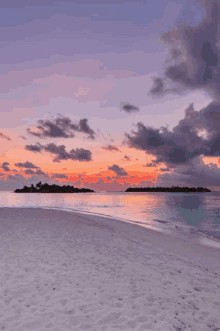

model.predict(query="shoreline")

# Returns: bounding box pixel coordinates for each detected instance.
[0,207,220,330]
[3,204,220,248]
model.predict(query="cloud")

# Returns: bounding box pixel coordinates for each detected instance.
[124,101,220,165]
[11,166,47,177]
[108,164,128,177]
[125,121,194,165]
[82,176,156,192]
[102,144,119,151]
[1,162,10,172]
[148,76,183,97]
[52,173,69,179]
[81,177,129,192]
[3,160,47,177]
[160,167,170,172]
[0,171,61,191]
[25,143,43,152]
[0,132,11,141]
[14,161,39,169]
[145,162,155,167]
[78,173,86,180]
[78,118,96,140]
[120,102,139,113]
[149,77,164,96]
[27,116,95,140]
[18,135,27,140]
[44,143,92,162]
[35,169,48,176]
[149,0,220,100]
[158,156,220,187]
[24,169,35,175]
[123,155,131,161]
[25,142,92,162]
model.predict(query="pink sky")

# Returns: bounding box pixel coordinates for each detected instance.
[1,0,220,191]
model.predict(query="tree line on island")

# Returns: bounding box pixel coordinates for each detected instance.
[125,186,211,193]
[14,182,94,193]
[14,182,211,193]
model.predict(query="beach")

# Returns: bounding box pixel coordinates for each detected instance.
[0,207,220,331]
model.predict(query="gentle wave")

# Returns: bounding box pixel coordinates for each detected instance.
[1,191,220,243]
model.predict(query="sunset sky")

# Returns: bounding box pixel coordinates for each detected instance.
[1,0,220,191]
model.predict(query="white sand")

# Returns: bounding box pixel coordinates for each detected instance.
[0,207,220,331]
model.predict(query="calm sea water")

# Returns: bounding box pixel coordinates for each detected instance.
[1,191,220,243]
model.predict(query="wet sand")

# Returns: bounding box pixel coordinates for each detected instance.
[0,207,220,331]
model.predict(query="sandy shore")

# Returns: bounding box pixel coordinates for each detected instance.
[0,207,220,331]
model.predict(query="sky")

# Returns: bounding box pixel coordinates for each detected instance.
[1,0,220,191]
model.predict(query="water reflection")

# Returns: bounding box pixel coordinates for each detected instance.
[0,191,220,238]
[172,195,207,226]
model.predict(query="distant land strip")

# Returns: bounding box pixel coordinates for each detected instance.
[125,186,211,193]
[14,182,94,193]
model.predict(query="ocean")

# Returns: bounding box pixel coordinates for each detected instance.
[1,190,220,244]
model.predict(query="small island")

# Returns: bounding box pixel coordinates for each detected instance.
[14,182,94,193]
[125,186,211,193]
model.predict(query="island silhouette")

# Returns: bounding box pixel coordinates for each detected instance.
[125,186,211,193]
[14,182,94,193]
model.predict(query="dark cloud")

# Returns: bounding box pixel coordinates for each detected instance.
[123,155,131,161]
[120,102,139,113]
[14,161,39,169]
[149,77,165,96]
[35,169,48,176]
[78,119,95,140]
[27,116,95,140]
[102,144,119,152]
[149,0,220,100]
[52,174,69,179]
[27,117,75,139]
[145,163,155,167]
[25,143,43,152]
[44,143,92,162]
[124,101,220,165]
[160,167,170,172]
[24,169,35,175]
[1,162,10,172]
[25,142,92,162]
[108,164,128,177]
[0,132,11,141]
[148,76,183,97]
[158,156,220,187]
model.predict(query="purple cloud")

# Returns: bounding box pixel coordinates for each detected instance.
[124,101,220,165]
[1,162,10,172]
[120,102,139,113]
[27,116,95,140]
[0,132,11,141]
[149,0,220,100]
[52,173,69,179]
[102,144,119,152]
[108,164,128,177]
[14,161,39,169]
